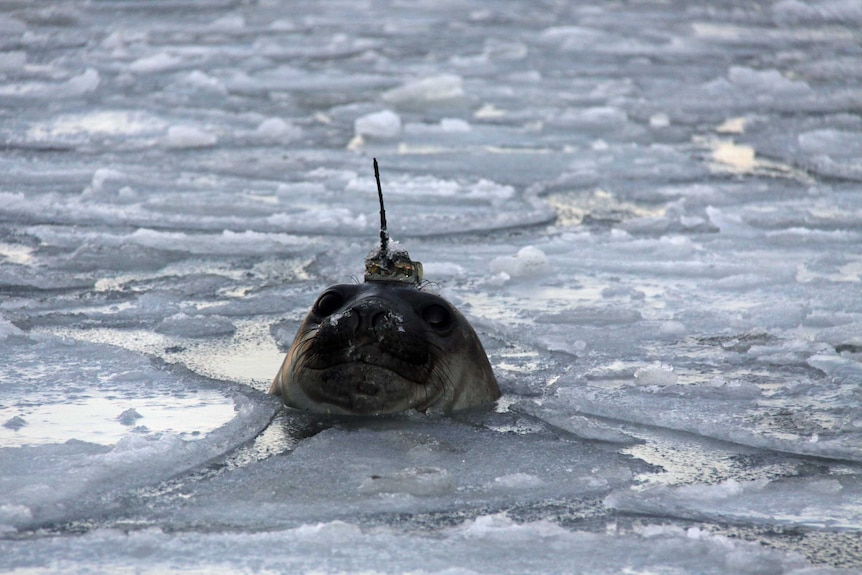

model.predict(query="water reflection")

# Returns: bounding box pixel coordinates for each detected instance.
[0,391,236,448]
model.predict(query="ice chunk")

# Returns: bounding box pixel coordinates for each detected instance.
[65,68,100,95]
[649,113,670,128]
[440,118,471,132]
[559,106,629,127]
[658,320,687,338]
[0,317,24,340]
[163,125,217,148]
[208,14,245,31]
[382,74,464,107]
[254,117,302,142]
[354,109,401,139]
[81,167,128,199]
[28,110,168,142]
[547,367,862,462]
[179,70,228,94]
[404,117,472,134]
[489,246,549,278]
[727,66,812,98]
[606,475,862,530]
[796,130,862,179]
[3,416,27,431]
[633,362,677,386]
[270,18,296,31]
[117,408,143,426]
[138,418,637,530]
[130,53,183,74]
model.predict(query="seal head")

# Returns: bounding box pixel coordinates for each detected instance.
[271,281,499,414]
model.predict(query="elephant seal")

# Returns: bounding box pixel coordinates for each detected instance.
[270,160,500,415]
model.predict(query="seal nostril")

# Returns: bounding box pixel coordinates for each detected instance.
[371,310,388,329]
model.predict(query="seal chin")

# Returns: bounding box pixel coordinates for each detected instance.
[297,363,438,415]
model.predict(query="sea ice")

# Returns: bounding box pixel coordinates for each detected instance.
[155,313,237,338]
[606,475,862,530]
[488,246,550,278]
[354,109,402,139]
[254,117,302,142]
[130,53,183,74]
[1,0,860,571]
[164,125,218,149]
[382,74,465,107]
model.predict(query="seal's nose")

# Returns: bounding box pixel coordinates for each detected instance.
[352,298,399,336]
[370,310,387,329]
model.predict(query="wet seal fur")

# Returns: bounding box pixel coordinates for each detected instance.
[270,160,500,415]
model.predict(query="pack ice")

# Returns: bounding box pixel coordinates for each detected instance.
[1,0,861,573]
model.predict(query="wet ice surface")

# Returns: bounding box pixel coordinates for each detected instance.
[1,0,862,572]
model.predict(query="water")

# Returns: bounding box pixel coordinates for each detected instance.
[1,0,861,572]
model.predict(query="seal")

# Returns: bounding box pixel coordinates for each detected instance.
[270,159,500,415]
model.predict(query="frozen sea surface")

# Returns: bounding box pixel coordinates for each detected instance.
[1,0,862,572]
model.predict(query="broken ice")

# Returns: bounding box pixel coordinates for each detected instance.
[1,0,861,573]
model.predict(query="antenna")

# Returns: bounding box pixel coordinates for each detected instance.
[364,159,423,285]
[373,158,389,254]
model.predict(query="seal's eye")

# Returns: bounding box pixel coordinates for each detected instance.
[314,291,344,317]
[421,304,452,331]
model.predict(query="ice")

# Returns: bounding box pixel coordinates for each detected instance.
[0,514,829,575]
[633,362,678,386]
[155,313,237,338]
[128,415,637,531]
[164,125,218,149]
[607,475,862,531]
[531,369,862,463]
[63,68,101,95]
[2,0,862,572]
[253,117,301,142]
[772,0,862,25]
[0,51,26,71]
[354,109,402,139]
[796,130,862,180]
[381,74,465,108]
[178,70,228,95]
[129,53,183,74]
[0,335,279,530]
[488,246,550,278]
[439,118,471,132]
[0,317,24,340]
[726,66,813,99]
